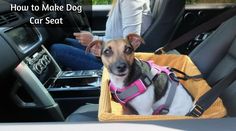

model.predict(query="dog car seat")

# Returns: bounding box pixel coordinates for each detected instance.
[98,53,227,122]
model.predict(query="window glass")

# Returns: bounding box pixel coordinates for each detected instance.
[92,0,112,5]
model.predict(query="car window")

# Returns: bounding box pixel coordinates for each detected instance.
[187,0,236,4]
[93,0,112,5]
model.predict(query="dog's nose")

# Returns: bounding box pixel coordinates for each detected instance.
[116,63,127,73]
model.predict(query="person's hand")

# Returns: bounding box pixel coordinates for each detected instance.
[74,31,93,46]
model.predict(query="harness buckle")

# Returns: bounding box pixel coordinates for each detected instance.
[153,105,169,115]
[188,104,204,117]
[155,47,166,55]
[141,75,152,87]
[160,108,169,115]
[169,72,179,82]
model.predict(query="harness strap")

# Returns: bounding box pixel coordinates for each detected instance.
[153,105,168,115]
[110,79,148,104]
[153,79,178,115]
[147,61,179,81]
[171,68,202,80]
[147,61,179,114]
[164,81,178,109]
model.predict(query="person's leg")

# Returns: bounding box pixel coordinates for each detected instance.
[50,44,103,70]
[64,38,86,50]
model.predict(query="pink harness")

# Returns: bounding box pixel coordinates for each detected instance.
[109,60,179,114]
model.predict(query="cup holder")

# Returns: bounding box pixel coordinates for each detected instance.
[60,70,102,78]
[62,71,76,77]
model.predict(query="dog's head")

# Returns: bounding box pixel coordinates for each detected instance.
[86,33,144,77]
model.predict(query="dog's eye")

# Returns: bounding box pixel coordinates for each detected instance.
[103,49,113,56]
[124,47,133,54]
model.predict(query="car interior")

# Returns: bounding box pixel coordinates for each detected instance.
[0,0,236,130]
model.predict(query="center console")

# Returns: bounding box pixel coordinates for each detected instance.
[48,70,102,92]
[2,23,102,121]
[17,46,102,119]
[24,46,102,93]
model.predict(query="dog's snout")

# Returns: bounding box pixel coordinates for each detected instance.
[116,62,127,73]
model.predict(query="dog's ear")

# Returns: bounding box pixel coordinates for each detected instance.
[126,33,145,50]
[86,40,103,57]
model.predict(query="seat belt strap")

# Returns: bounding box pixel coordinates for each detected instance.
[155,5,236,54]
[187,68,236,117]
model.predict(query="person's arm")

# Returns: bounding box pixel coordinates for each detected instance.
[120,0,144,37]
[75,0,145,44]
[74,32,107,45]
[93,0,145,42]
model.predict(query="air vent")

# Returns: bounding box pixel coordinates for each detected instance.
[0,12,19,26]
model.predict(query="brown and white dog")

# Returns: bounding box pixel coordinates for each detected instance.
[86,34,193,115]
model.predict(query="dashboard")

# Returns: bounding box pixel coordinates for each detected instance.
[0,0,52,74]
[5,24,42,52]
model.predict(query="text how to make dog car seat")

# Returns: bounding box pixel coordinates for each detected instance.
[98,53,227,121]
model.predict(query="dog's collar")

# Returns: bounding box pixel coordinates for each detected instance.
[109,60,179,108]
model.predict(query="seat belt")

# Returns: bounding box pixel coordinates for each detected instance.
[187,68,236,117]
[155,5,236,54]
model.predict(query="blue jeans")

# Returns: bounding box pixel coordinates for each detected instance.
[50,38,103,70]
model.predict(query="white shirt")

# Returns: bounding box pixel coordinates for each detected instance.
[97,0,152,42]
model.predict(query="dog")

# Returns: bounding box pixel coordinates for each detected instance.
[86,34,193,115]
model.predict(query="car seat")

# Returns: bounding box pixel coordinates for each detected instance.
[189,15,236,116]
[138,0,185,52]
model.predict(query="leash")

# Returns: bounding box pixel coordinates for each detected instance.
[171,68,202,80]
